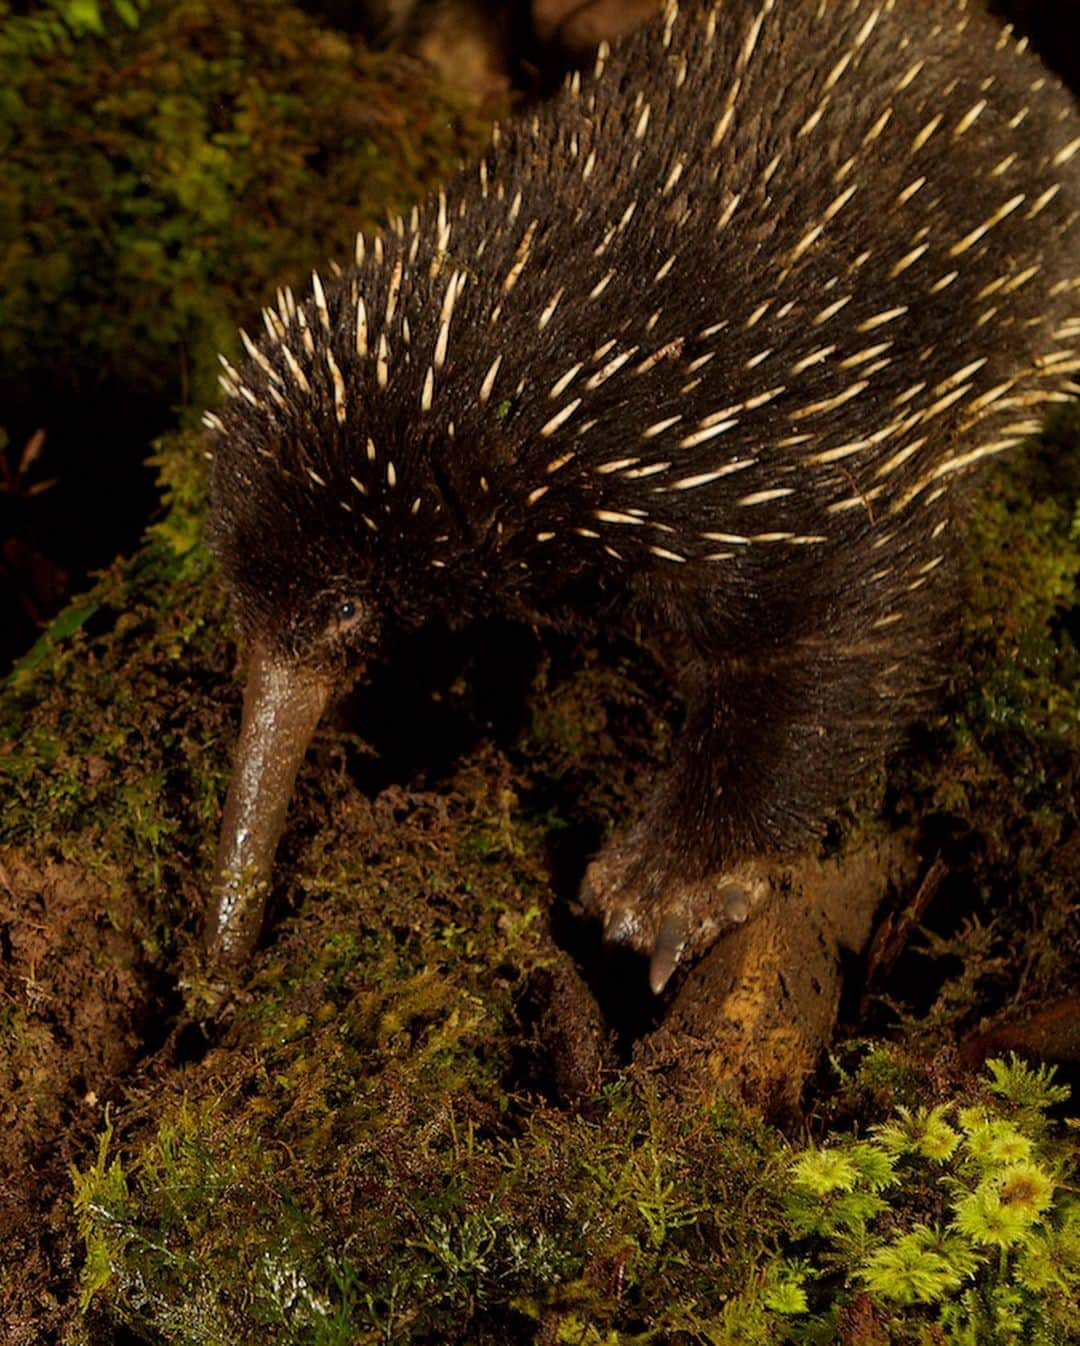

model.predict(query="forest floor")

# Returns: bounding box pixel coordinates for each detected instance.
[0,414,1076,1343]
[0,3,1077,1341]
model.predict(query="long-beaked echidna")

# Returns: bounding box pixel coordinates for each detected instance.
[204,0,1079,996]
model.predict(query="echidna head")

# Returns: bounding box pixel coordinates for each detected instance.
[204,411,408,976]
[209,456,384,670]
[201,244,500,979]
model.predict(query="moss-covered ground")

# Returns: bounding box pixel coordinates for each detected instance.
[1,412,1076,1345]
[0,3,1077,1343]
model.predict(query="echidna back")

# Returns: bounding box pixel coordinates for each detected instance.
[209,0,1079,674]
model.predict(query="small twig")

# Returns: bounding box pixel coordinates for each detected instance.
[860,854,948,1014]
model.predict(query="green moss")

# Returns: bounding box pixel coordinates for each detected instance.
[882,410,1080,1043]
[0,0,495,416]
[784,1056,1077,1344]
[72,1041,1078,1343]
[72,1071,789,1342]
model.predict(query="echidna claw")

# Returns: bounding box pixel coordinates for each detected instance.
[720,882,751,924]
[649,912,688,995]
[602,903,638,945]
[583,843,774,993]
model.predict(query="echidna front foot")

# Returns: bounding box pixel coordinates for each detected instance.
[580,836,777,993]
[635,838,918,1111]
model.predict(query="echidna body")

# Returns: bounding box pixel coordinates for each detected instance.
[206,0,1080,990]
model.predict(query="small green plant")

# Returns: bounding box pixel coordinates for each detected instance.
[761,1055,1077,1344]
[985,1054,1072,1112]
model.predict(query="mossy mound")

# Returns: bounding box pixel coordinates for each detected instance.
[0,405,1076,1339]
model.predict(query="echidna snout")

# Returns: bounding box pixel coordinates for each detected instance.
[205,0,1080,996]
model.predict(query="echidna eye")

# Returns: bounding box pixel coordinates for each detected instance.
[326,599,363,640]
